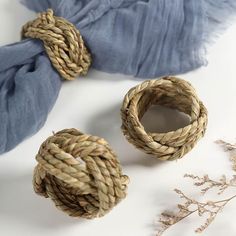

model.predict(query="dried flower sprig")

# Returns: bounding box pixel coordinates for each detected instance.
[157,177,236,235]
[156,140,236,236]
[184,174,236,195]
[216,140,236,172]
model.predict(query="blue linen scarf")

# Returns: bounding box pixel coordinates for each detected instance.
[0,0,235,154]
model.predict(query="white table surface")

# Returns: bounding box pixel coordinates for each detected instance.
[1,1,236,236]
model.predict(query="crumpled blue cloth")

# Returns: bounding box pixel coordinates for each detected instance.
[0,0,236,154]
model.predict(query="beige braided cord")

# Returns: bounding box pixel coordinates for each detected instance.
[33,129,129,219]
[22,9,91,81]
[121,77,208,161]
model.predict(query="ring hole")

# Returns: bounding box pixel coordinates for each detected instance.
[141,105,191,133]
[136,88,192,133]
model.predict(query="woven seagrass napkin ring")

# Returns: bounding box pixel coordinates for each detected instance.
[33,129,129,219]
[121,76,208,161]
[22,9,91,81]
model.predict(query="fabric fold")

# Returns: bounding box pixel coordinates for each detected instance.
[0,0,236,154]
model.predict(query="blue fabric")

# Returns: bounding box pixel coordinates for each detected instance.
[0,0,236,154]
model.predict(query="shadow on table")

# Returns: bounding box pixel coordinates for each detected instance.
[86,102,189,167]
[0,172,86,230]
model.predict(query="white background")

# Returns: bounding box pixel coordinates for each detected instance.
[1,1,236,236]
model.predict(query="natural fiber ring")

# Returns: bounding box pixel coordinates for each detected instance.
[121,77,208,161]
[22,9,91,80]
[33,129,129,219]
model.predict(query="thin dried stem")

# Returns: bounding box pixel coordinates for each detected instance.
[216,140,236,172]
[184,174,236,195]
[156,140,236,236]
[157,190,236,235]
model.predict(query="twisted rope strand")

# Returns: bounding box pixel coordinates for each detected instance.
[22,9,91,81]
[33,129,129,219]
[121,77,208,161]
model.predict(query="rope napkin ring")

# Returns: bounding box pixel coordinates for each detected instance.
[22,9,91,81]
[121,77,208,161]
[33,129,129,219]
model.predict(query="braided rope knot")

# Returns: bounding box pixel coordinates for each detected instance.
[121,77,208,161]
[22,9,92,80]
[33,129,129,219]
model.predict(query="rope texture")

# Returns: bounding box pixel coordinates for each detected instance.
[22,9,91,81]
[33,129,129,219]
[121,77,208,161]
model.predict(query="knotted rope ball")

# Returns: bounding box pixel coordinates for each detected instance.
[121,77,208,161]
[33,129,129,219]
[22,9,91,81]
